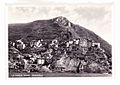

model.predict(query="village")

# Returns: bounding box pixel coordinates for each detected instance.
[8,36,112,74]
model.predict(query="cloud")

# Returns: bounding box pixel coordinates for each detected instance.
[8,4,112,43]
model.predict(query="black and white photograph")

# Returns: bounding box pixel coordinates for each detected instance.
[7,1,113,77]
[2,0,120,85]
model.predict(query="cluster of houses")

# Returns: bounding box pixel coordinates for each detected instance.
[8,37,111,74]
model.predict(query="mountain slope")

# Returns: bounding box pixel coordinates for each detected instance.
[8,16,112,58]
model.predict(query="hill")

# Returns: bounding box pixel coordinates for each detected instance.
[8,16,112,58]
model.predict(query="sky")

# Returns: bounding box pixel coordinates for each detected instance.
[7,1,112,44]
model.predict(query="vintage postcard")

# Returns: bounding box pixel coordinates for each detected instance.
[7,0,112,77]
